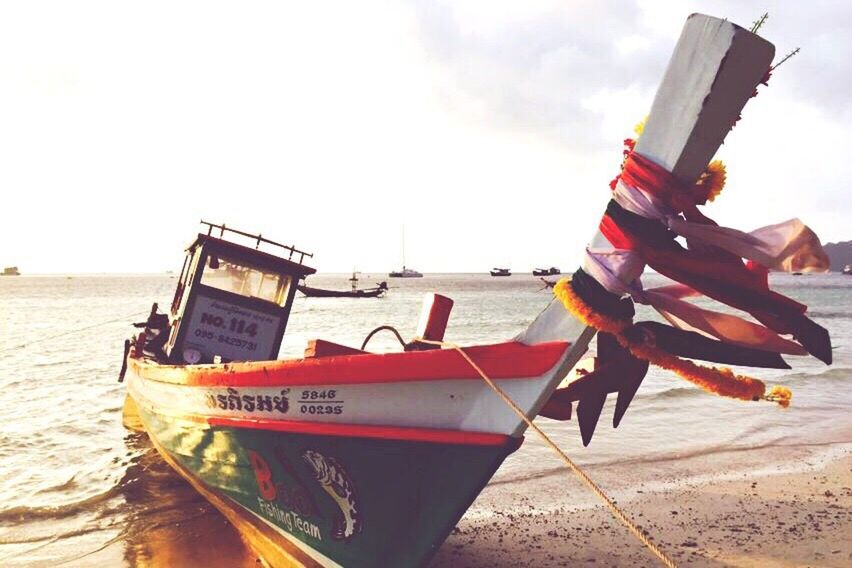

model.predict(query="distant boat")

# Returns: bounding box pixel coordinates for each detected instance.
[389,227,423,278]
[389,267,423,278]
[490,267,511,277]
[298,282,388,298]
[2,266,20,276]
[792,272,803,276]
[532,267,561,277]
[298,272,388,298]
[843,264,852,275]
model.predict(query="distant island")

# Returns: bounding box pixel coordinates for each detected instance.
[823,241,852,271]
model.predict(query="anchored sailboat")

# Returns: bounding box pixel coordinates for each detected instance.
[388,227,422,278]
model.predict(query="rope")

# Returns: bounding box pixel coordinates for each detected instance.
[419,338,678,568]
[0,311,148,355]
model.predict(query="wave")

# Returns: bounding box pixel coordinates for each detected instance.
[0,477,127,523]
[806,311,852,319]
[640,386,701,400]
[775,366,851,382]
[493,439,852,486]
[640,366,852,402]
[0,452,161,524]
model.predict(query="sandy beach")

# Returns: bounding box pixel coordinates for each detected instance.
[431,442,851,567]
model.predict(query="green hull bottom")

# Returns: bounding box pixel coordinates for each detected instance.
[138,408,520,567]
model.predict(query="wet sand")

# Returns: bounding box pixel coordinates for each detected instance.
[431,443,851,567]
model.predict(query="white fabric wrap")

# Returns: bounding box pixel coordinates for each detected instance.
[612,178,829,273]
[579,171,827,355]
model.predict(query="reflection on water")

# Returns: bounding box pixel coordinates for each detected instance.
[0,274,850,566]
[0,430,258,567]
[116,434,258,568]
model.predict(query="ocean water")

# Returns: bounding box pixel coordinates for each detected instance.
[0,273,850,566]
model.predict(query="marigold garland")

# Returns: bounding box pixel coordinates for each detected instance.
[633,116,647,138]
[554,279,791,406]
[553,278,629,334]
[697,160,727,202]
[627,342,766,402]
[765,385,792,408]
[628,116,727,205]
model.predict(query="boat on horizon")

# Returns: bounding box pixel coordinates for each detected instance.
[2,266,20,276]
[388,266,423,278]
[843,264,852,275]
[532,267,561,277]
[490,267,511,277]
[389,227,423,278]
[298,272,388,298]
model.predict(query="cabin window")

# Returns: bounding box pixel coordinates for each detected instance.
[201,256,291,305]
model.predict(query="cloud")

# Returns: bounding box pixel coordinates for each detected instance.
[409,0,672,149]
[406,0,852,244]
[408,0,852,149]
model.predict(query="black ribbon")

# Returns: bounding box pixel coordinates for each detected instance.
[623,321,790,369]
[570,268,634,321]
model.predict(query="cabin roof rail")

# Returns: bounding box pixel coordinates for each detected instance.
[200,219,313,263]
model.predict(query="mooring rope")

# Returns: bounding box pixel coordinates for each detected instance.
[419,338,678,568]
[0,311,147,355]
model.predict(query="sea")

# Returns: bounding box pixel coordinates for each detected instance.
[1,273,850,567]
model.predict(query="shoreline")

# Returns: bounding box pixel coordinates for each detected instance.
[430,441,851,567]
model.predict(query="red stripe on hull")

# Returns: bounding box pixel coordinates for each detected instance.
[207,415,517,447]
[131,340,569,387]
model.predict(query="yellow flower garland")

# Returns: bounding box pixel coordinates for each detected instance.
[554,278,791,406]
[698,160,727,202]
[633,116,726,204]
[553,278,628,334]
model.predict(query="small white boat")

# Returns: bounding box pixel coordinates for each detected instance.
[389,227,423,278]
[388,267,423,278]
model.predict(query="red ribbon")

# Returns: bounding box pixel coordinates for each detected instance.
[601,152,809,336]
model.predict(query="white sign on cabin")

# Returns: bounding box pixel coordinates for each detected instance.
[183,294,281,362]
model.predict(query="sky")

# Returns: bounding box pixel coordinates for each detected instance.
[0,0,849,274]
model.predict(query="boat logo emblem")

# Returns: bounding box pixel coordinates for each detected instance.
[303,449,363,541]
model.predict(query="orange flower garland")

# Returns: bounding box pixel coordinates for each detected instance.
[628,342,766,402]
[553,278,628,334]
[765,385,792,408]
[696,160,727,203]
[632,116,726,205]
[554,278,791,406]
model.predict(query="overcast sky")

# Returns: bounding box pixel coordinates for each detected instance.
[1,1,848,273]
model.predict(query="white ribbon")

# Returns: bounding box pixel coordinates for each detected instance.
[612,178,830,273]
[583,247,808,355]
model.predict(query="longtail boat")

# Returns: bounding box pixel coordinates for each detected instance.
[296,283,387,298]
[121,14,832,567]
[297,273,388,299]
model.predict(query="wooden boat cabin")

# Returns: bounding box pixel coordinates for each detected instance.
[164,222,315,364]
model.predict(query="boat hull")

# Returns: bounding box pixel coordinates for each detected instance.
[133,401,519,568]
[123,336,593,566]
